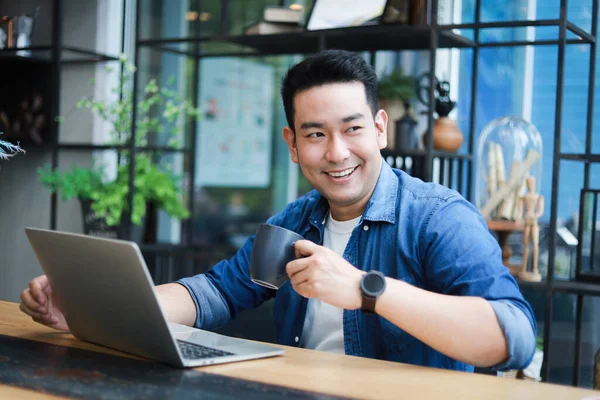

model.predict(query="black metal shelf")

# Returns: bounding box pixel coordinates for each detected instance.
[0,46,120,64]
[58,143,192,153]
[477,38,595,47]
[517,279,600,297]
[61,46,121,64]
[0,45,53,64]
[381,148,428,158]
[432,150,472,159]
[23,143,192,154]
[439,19,595,44]
[441,18,562,29]
[137,25,476,56]
[560,153,600,162]
[235,25,476,54]
[381,148,472,160]
[134,17,598,59]
[553,280,600,297]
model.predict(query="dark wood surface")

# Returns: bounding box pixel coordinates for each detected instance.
[0,334,345,400]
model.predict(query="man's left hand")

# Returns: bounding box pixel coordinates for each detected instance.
[286,240,364,309]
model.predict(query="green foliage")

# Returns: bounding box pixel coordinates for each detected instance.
[38,156,190,226]
[38,55,200,227]
[37,163,104,201]
[377,68,416,102]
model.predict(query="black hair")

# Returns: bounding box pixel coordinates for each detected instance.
[280,49,379,132]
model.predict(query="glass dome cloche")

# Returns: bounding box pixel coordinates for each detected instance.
[475,117,543,221]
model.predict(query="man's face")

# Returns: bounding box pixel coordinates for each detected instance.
[283,82,388,220]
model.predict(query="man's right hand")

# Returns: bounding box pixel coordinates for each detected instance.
[20,275,69,331]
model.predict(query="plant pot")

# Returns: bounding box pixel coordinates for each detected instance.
[80,199,121,239]
[79,199,145,243]
[423,116,463,153]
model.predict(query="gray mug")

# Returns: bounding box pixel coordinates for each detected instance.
[249,223,304,290]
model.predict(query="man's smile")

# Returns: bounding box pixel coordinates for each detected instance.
[324,166,358,179]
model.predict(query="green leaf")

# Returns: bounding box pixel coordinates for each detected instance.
[144,79,159,94]
[76,98,92,109]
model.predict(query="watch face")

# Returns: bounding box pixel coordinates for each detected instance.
[362,272,384,296]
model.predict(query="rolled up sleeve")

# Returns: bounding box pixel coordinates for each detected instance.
[423,195,537,371]
[176,274,231,330]
[488,299,536,371]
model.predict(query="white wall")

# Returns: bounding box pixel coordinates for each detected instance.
[0,153,52,302]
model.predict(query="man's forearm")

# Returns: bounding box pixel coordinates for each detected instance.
[155,283,197,327]
[375,278,508,367]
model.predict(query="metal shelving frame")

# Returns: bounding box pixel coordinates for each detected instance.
[545,0,599,386]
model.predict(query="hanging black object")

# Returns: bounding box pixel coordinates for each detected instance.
[415,72,463,152]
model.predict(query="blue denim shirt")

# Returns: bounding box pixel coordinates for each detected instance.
[178,160,536,372]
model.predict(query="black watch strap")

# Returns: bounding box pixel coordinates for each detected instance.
[360,270,386,314]
[361,294,377,314]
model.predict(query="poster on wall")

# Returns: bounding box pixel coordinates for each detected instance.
[195,58,274,188]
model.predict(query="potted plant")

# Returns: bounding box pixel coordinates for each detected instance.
[38,55,201,240]
[377,68,416,150]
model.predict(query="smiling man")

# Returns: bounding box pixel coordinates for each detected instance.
[283,83,384,222]
[20,50,536,372]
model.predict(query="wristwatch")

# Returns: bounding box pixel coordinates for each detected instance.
[360,270,386,314]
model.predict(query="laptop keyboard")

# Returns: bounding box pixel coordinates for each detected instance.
[177,340,235,360]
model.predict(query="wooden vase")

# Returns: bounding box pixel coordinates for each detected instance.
[423,117,464,152]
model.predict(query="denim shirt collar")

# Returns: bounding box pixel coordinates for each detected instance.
[363,159,398,224]
[308,158,398,226]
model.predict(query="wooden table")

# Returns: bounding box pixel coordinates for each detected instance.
[0,301,598,400]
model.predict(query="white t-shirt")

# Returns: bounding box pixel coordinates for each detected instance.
[299,213,362,354]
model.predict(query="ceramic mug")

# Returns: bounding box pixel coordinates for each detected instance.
[249,224,304,290]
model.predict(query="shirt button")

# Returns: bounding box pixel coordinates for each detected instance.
[294,336,299,343]
[363,225,369,231]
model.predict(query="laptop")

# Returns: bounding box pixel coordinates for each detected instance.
[24,227,284,368]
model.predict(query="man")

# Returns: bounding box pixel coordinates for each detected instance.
[20,49,536,372]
